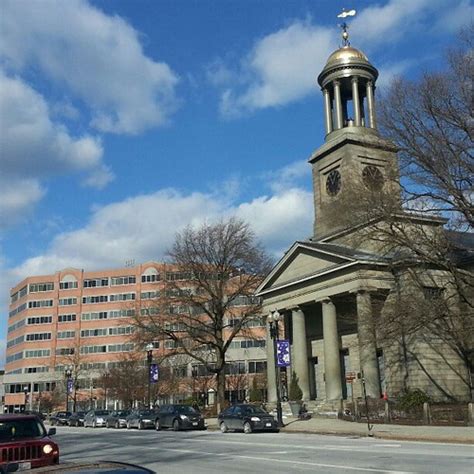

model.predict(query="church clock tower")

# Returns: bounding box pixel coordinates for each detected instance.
[310,25,401,238]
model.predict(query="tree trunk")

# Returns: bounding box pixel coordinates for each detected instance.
[216,369,226,414]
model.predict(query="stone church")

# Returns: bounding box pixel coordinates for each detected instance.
[257,31,473,409]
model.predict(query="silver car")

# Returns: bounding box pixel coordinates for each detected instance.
[84,409,110,428]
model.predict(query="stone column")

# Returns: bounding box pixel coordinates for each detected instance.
[266,319,277,402]
[323,88,333,135]
[356,291,380,398]
[351,77,361,126]
[366,81,377,129]
[333,81,344,129]
[291,307,310,400]
[321,299,343,400]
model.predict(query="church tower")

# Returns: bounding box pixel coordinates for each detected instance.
[310,25,401,238]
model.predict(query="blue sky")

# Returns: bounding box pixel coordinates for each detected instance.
[0,0,471,365]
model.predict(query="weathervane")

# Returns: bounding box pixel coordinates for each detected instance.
[337,8,356,46]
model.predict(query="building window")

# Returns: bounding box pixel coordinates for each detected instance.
[225,361,246,375]
[109,309,135,319]
[25,349,50,358]
[81,312,108,321]
[82,295,108,304]
[164,340,178,349]
[59,281,78,290]
[25,366,49,373]
[109,293,135,302]
[6,352,24,363]
[248,361,267,373]
[27,316,52,325]
[423,287,444,300]
[8,319,26,333]
[141,291,159,299]
[81,328,107,337]
[58,298,77,306]
[57,330,75,339]
[83,278,109,288]
[111,276,136,286]
[55,347,74,356]
[141,273,160,283]
[29,282,54,292]
[7,335,24,348]
[26,332,51,341]
[80,345,107,354]
[58,314,76,323]
[108,343,134,352]
[9,303,27,318]
[108,326,134,336]
[28,300,53,308]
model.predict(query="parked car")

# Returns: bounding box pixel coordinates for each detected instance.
[155,404,206,431]
[68,411,86,427]
[23,410,47,421]
[49,411,72,426]
[83,410,110,428]
[125,410,157,430]
[0,414,59,470]
[106,410,130,429]
[218,404,279,434]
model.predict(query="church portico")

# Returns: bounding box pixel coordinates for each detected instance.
[259,245,392,404]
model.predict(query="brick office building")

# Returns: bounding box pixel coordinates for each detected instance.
[4,262,267,412]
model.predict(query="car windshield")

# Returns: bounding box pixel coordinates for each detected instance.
[139,410,154,416]
[176,406,198,415]
[95,411,109,416]
[242,405,267,415]
[0,419,46,441]
[117,411,129,416]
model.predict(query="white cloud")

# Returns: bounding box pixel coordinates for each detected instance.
[0,178,45,231]
[7,186,313,283]
[82,165,115,190]
[218,21,335,116]
[0,0,179,135]
[0,72,108,228]
[214,0,470,117]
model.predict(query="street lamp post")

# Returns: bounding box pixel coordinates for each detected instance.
[23,385,29,413]
[65,367,72,412]
[146,343,154,409]
[268,310,284,427]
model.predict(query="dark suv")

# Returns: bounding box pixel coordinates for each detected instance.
[155,405,206,431]
[0,414,59,470]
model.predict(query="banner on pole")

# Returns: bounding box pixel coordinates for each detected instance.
[276,339,291,367]
[149,364,159,384]
[67,378,74,393]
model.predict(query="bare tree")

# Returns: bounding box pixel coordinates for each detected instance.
[132,217,272,412]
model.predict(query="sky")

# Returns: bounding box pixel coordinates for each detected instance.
[0,0,471,366]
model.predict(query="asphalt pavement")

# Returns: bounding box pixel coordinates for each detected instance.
[55,425,474,474]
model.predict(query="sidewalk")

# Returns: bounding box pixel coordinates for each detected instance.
[206,416,474,444]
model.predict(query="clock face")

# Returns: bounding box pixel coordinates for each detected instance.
[362,165,384,191]
[326,169,341,196]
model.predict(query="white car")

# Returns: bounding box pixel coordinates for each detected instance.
[83,410,110,428]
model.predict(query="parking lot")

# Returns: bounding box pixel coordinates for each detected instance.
[55,425,474,473]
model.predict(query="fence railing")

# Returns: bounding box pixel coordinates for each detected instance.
[342,400,473,426]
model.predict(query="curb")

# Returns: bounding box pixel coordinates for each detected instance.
[206,424,474,444]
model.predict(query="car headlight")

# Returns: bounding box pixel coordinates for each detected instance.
[43,444,53,454]
[179,415,189,420]
[250,417,261,422]
[96,417,103,423]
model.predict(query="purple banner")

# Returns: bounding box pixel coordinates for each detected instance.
[149,363,159,384]
[67,378,74,393]
[276,339,291,367]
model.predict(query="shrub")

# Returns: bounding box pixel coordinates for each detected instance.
[397,389,430,412]
[249,377,263,403]
[289,371,303,401]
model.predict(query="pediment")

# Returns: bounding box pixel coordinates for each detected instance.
[257,241,354,294]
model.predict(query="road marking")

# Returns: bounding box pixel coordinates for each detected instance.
[154,447,414,473]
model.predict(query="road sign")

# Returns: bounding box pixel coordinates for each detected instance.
[149,363,159,384]
[345,371,356,383]
[276,340,291,367]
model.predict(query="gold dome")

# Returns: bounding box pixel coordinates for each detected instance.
[325,46,369,66]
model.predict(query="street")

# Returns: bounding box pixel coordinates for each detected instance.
[55,426,474,473]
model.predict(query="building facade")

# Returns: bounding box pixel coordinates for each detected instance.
[258,33,473,409]
[4,262,267,412]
